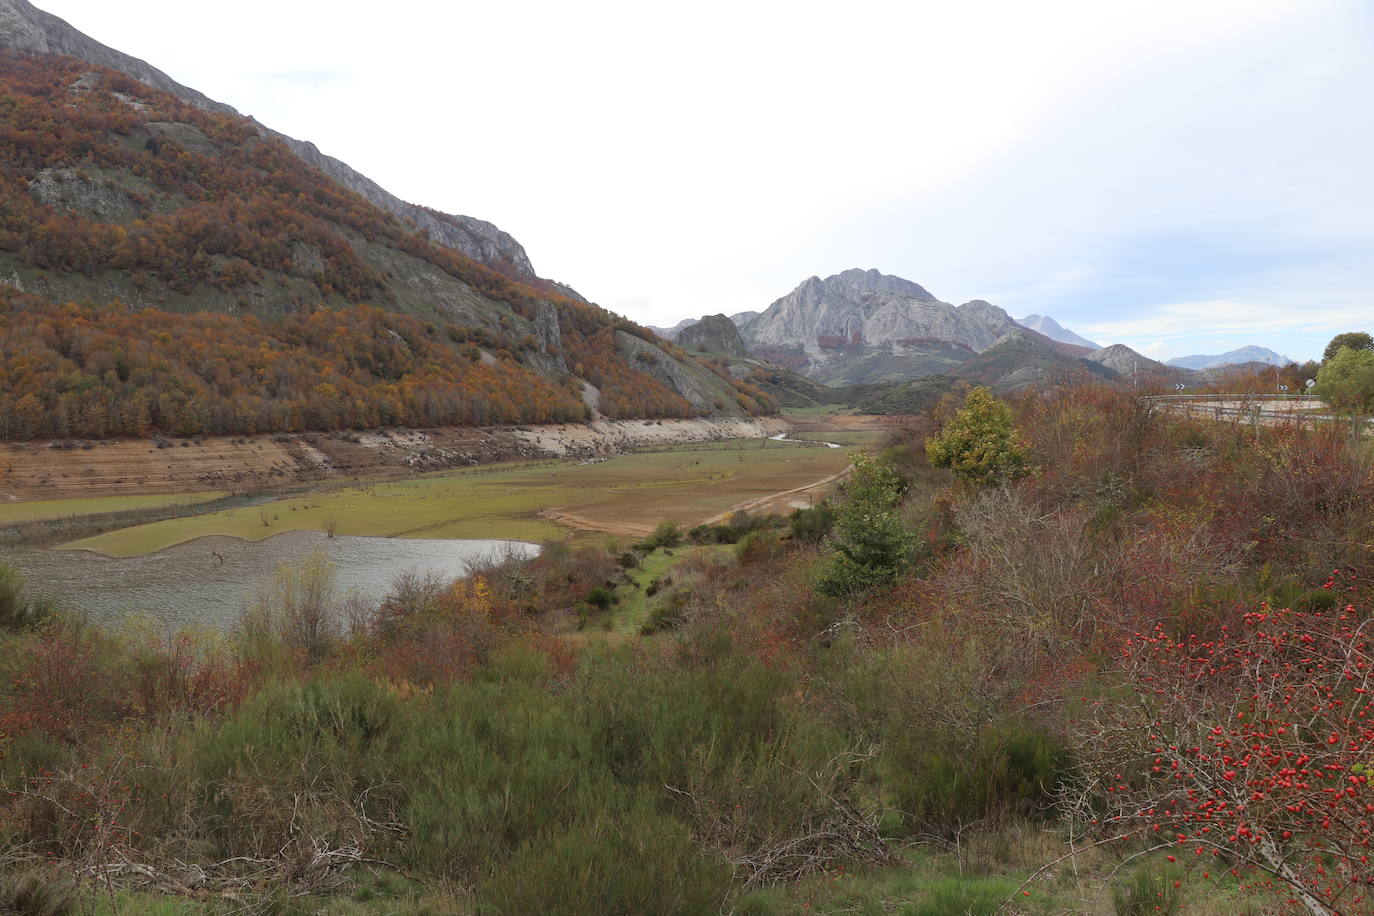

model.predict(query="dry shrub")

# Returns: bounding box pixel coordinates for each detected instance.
[947,488,1239,660]
[362,573,512,687]
[0,618,137,744]
[237,549,354,672]
[120,621,245,718]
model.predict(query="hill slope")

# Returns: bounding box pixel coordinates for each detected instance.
[0,0,540,282]
[0,51,775,438]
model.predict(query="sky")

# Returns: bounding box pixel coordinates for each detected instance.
[34,0,1374,362]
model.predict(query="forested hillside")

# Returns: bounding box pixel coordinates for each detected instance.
[0,52,774,436]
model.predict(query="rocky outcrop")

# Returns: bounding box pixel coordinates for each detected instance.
[677,314,751,357]
[28,167,139,223]
[523,301,572,378]
[0,0,538,279]
[615,331,745,415]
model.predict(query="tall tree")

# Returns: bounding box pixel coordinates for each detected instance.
[1321,331,1373,364]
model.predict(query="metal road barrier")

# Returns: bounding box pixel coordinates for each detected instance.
[1141,394,1373,432]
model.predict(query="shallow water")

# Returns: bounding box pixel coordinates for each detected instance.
[0,531,538,631]
[769,431,842,448]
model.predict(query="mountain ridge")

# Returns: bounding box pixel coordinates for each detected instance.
[0,0,542,283]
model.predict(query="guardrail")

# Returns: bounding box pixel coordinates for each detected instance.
[1143,395,1372,432]
[1142,394,1318,402]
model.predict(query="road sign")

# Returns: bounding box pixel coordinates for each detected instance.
[1173,383,1186,391]
[1278,385,1289,391]
[1305,379,1316,389]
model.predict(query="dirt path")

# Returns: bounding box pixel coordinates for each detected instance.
[702,467,851,524]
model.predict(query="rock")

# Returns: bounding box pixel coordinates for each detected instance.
[677,314,751,357]
[28,167,138,223]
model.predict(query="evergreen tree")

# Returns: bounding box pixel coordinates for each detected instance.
[817,453,914,597]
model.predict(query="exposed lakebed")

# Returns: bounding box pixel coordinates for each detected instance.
[1,531,538,631]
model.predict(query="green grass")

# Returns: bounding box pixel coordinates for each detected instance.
[62,443,852,557]
[0,490,228,525]
[611,544,733,634]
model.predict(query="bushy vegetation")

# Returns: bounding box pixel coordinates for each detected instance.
[1,383,1371,912]
[1316,343,1374,414]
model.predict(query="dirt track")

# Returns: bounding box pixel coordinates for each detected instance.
[0,417,788,503]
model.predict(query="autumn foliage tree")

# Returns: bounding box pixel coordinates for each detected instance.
[925,387,1031,486]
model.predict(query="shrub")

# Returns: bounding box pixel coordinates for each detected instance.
[1112,863,1185,916]
[884,726,1066,837]
[735,529,785,565]
[0,871,76,916]
[788,503,834,544]
[640,588,690,635]
[478,802,731,915]
[238,549,345,668]
[585,587,616,610]
[637,521,683,552]
[0,563,54,631]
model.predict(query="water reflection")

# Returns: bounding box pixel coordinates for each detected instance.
[0,531,538,630]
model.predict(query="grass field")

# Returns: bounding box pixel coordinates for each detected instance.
[0,491,228,525]
[62,441,852,557]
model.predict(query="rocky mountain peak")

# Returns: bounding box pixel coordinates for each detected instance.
[1016,313,1101,350]
[741,268,1023,384]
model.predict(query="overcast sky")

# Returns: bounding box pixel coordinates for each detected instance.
[36,0,1374,361]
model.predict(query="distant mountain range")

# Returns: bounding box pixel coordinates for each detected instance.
[1166,346,1294,370]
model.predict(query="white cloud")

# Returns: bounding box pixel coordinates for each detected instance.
[1081,301,1370,360]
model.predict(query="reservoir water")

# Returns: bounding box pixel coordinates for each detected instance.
[0,532,538,631]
